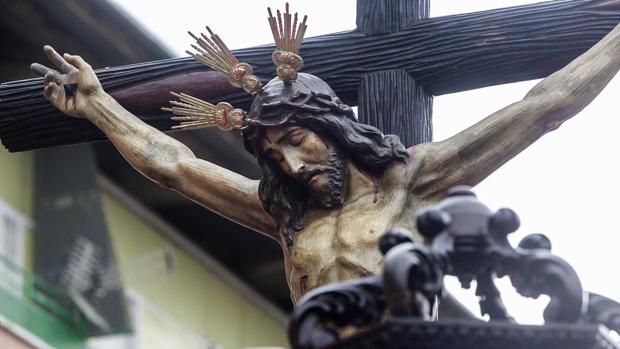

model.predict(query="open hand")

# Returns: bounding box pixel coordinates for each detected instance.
[30,45,102,118]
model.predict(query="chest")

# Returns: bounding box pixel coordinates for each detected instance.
[289,188,413,266]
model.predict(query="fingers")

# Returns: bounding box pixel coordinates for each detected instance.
[43,82,56,99]
[31,62,63,86]
[44,71,62,85]
[43,45,74,73]
[30,63,55,77]
[63,53,90,70]
[43,81,63,104]
[43,81,67,111]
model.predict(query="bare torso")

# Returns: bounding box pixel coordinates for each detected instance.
[283,147,436,303]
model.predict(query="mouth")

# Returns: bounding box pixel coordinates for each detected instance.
[306,174,319,185]
[300,169,324,185]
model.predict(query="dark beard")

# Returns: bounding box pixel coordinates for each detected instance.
[307,145,347,209]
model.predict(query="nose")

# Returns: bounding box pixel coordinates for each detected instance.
[281,151,305,176]
[287,158,306,176]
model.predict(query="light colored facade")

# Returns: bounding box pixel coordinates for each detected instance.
[0,146,288,349]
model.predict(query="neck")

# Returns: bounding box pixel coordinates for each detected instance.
[343,161,379,204]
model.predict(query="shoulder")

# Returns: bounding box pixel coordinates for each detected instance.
[406,141,458,201]
[382,143,433,189]
[383,142,453,201]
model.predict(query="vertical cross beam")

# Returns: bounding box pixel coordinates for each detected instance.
[356,0,433,147]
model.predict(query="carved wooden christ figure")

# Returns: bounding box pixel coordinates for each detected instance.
[29,5,620,304]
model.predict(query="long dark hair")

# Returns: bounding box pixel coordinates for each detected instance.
[242,74,409,246]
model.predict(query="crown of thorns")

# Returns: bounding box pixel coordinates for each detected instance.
[163,3,308,131]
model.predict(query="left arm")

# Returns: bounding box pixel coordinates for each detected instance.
[412,22,620,200]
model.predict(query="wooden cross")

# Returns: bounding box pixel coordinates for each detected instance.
[0,0,619,151]
[356,0,433,147]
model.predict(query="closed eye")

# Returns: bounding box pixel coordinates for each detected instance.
[266,149,283,161]
[288,129,306,146]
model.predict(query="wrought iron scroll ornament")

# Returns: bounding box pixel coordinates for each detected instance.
[288,277,384,349]
[416,186,584,322]
[289,186,620,349]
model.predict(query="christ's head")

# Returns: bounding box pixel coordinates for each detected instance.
[259,125,348,209]
[242,73,409,246]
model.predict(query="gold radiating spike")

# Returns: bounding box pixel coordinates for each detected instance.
[187,28,238,73]
[162,92,247,131]
[267,3,307,83]
[186,28,262,95]
[267,3,307,54]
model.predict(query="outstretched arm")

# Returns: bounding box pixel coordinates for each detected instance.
[412,22,620,200]
[31,46,278,239]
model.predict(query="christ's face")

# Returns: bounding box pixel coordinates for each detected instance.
[260,125,347,208]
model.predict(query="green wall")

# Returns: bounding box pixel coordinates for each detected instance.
[102,192,288,349]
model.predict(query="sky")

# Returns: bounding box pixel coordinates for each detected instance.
[107,0,620,325]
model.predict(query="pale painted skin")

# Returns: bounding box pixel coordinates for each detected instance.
[259,126,430,301]
[30,22,620,304]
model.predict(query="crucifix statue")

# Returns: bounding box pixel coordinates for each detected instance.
[12,1,620,305]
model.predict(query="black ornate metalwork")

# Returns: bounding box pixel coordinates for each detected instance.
[583,292,620,333]
[415,186,584,323]
[328,320,619,349]
[288,186,620,349]
[380,227,446,318]
[288,276,384,349]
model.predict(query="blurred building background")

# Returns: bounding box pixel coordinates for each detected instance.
[0,1,288,348]
[4,0,619,348]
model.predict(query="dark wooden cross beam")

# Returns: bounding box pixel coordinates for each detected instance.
[0,0,619,151]
[356,0,433,146]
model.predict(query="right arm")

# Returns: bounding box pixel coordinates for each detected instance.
[87,92,278,238]
[31,46,278,239]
